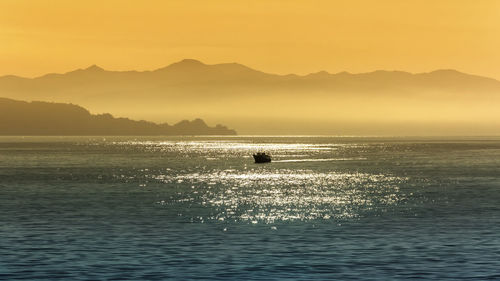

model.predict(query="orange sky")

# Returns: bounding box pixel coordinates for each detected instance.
[1,0,499,79]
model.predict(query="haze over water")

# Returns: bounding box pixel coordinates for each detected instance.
[1,136,500,280]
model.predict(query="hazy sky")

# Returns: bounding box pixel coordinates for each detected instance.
[1,0,499,78]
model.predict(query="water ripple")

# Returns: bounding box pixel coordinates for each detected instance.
[147,169,407,223]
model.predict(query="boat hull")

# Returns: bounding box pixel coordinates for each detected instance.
[253,154,271,163]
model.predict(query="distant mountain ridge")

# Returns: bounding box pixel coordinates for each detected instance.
[0,98,236,136]
[2,59,498,84]
[1,59,500,135]
[2,59,499,95]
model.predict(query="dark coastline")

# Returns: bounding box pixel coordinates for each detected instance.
[0,97,237,136]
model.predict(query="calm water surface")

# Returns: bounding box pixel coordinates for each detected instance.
[1,136,500,280]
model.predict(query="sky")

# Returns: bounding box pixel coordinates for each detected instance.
[1,0,500,79]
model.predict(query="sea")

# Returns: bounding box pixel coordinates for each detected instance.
[1,136,499,280]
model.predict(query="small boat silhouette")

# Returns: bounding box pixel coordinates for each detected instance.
[253,152,271,163]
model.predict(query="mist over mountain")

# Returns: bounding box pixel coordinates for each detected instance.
[0,98,236,136]
[1,59,500,135]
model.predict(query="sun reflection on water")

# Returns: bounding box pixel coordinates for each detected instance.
[111,140,344,154]
[146,169,407,223]
[109,139,406,223]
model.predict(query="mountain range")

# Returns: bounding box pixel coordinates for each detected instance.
[0,97,236,136]
[1,59,500,135]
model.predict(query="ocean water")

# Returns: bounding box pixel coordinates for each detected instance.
[1,136,500,280]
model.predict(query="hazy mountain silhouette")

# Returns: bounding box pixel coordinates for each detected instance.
[1,59,500,135]
[0,98,236,135]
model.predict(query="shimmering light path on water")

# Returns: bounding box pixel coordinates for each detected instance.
[1,136,500,280]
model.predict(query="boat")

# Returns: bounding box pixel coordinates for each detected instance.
[253,152,271,163]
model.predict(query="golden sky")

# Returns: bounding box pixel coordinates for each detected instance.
[1,0,500,78]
